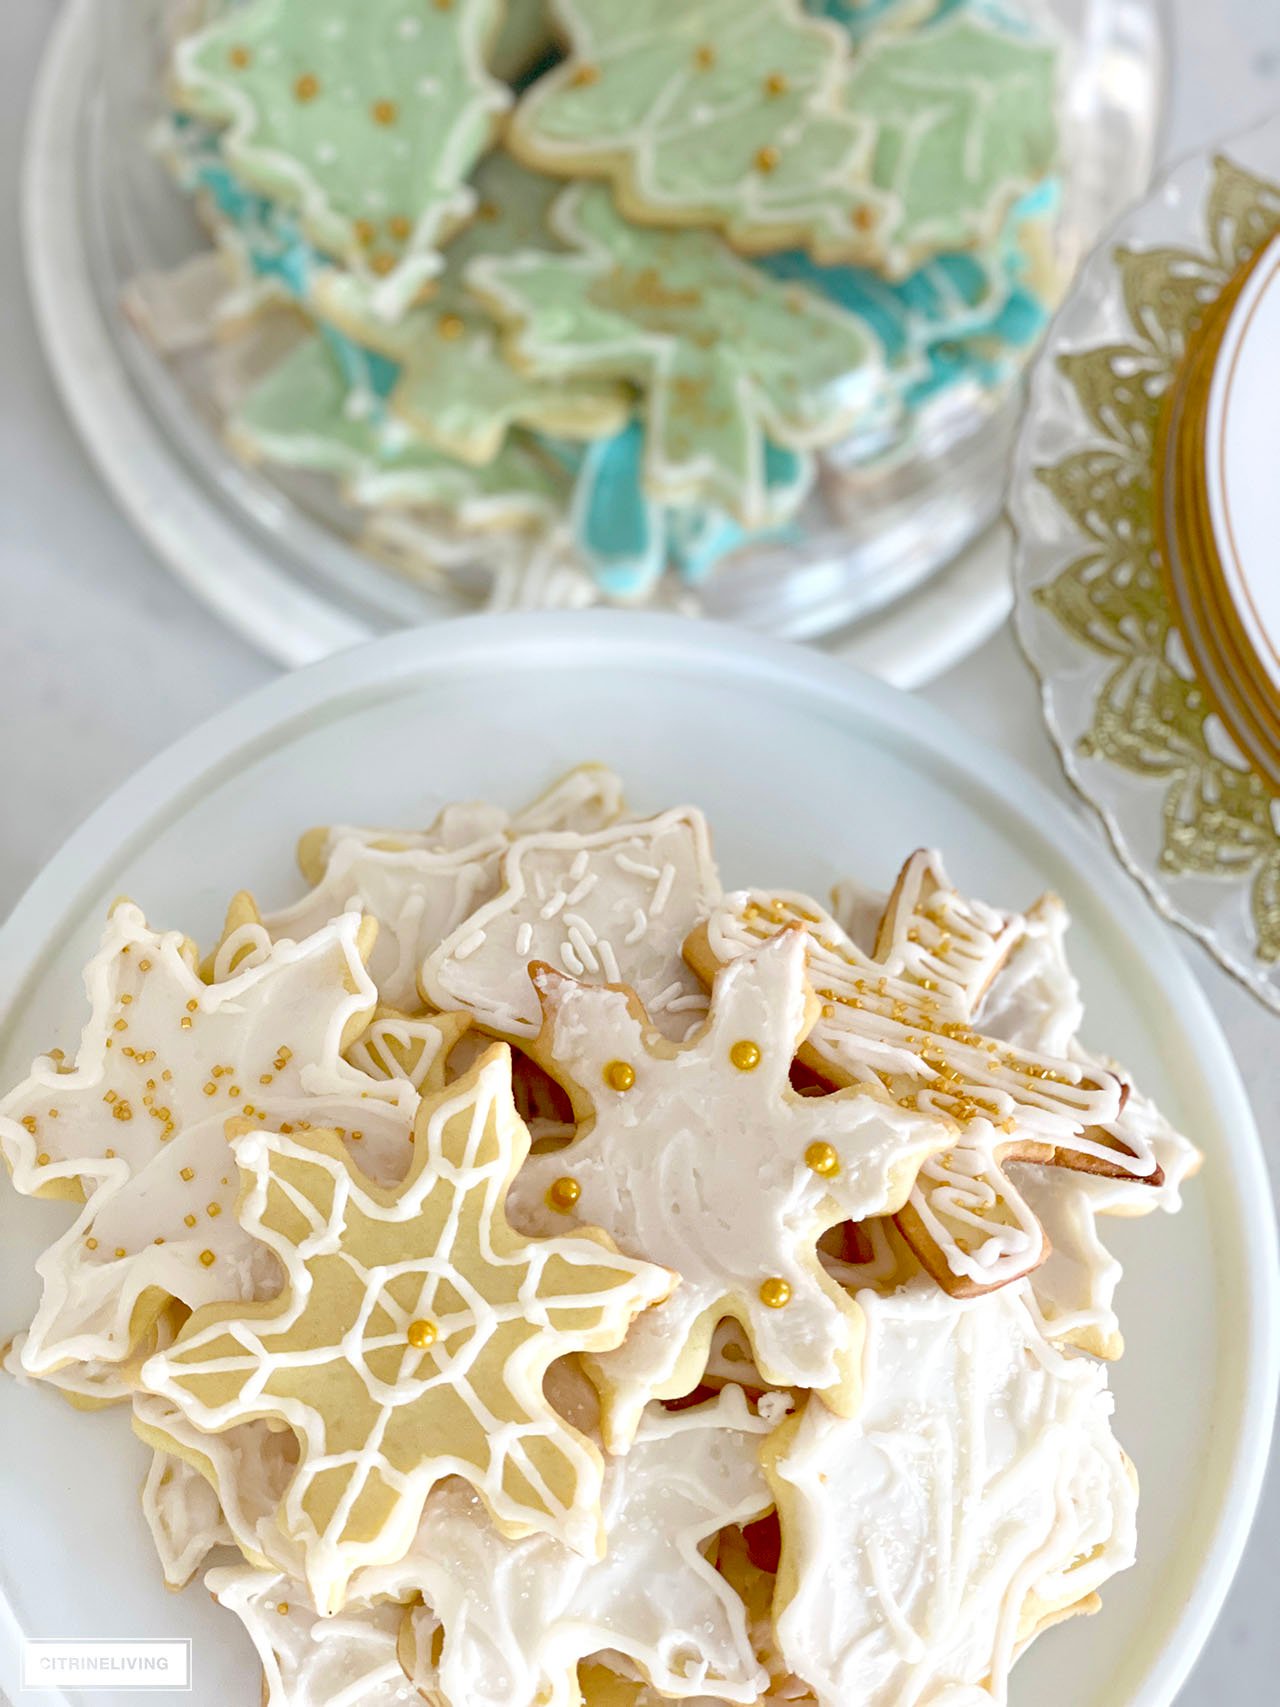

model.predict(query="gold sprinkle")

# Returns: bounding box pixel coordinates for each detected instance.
[406,1318,437,1349]
[180,1016,193,1030]
[115,1247,126,1259]
[694,44,716,69]
[764,72,788,96]
[350,1130,363,1142]
[207,1202,222,1218]
[603,1059,635,1093]
[388,214,412,241]
[228,1086,241,1098]
[36,1151,50,1166]
[851,204,876,231]
[354,217,377,247]
[139,959,152,972]
[199,1250,216,1268]
[85,1237,98,1251]
[754,146,779,173]
[546,1176,581,1212]
[112,1101,133,1122]
[228,44,251,69]
[370,252,397,276]
[120,994,133,1006]
[276,1603,289,1616]
[204,1083,217,1097]
[804,1141,840,1178]
[20,1115,36,1134]
[759,1277,792,1309]
[371,98,398,126]
[186,1000,199,1013]
[294,72,320,102]
[154,1237,165,1246]
[571,63,601,86]
[180,1167,195,1182]
[729,1039,761,1072]
[184,1214,197,1229]
[260,1074,274,1085]
[104,1148,115,1159]
[113,1019,127,1032]
[437,312,466,340]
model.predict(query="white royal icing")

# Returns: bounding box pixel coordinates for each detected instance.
[142,1448,234,1589]
[510,931,949,1446]
[769,1279,1138,1707]
[423,808,723,1043]
[398,1388,774,1707]
[264,767,625,1009]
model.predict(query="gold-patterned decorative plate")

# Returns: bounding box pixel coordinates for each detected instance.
[1011,115,1280,1012]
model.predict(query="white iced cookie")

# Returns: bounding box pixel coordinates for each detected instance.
[207,1563,422,1707]
[7,909,421,1375]
[262,767,626,1010]
[423,808,722,1044]
[697,854,1158,1296]
[397,1387,774,1707]
[766,1279,1138,1707]
[511,931,949,1448]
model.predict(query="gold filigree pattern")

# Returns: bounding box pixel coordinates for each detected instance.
[1034,155,1280,962]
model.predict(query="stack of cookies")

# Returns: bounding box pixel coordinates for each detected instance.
[1,766,1199,1707]
[126,0,1064,607]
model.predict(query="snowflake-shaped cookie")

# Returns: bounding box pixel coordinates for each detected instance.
[172,0,511,322]
[694,852,1161,1296]
[766,1279,1137,1706]
[140,1046,672,1612]
[397,1387,774,1707]
[422,808,722,1043]
[468,183,882,525]
[511,930,950,1447]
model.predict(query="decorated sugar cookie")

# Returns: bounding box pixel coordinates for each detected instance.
[468,183,882,526]
[208,1563,421,1707]
[766,1279,1138,1707]
[231,333,573,527]
[693,852,1162,1295]
[0,899,377,1205]
[267,765,626,1011]
[397,1388,774,1707]
[140,1047,673,1611]
[508,3,1056,273]
[171,0,511,322]
[422,808,722,1042]
[510,931,950,1448]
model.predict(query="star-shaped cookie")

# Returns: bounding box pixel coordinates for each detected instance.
[511,929,949,1447]
[140,1046,673,1612]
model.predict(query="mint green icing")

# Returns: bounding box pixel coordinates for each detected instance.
[173,0,510,320]
[469,181,882,525]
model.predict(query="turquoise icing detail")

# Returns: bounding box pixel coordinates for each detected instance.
[545,425,811,598]
[757,177,1057,435]
[808,0,1034,43]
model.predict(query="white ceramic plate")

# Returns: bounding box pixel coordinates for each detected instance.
[24,0,1121,685]
[0,614,1274,1707]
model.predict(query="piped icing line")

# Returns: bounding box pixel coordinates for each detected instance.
[510,930,952,1449]
[170,0,512,323]
[397,1388,775,1707]
[422,808,723,1043]
[141,1447,235,1590]
[138,1045,674,1613]
[765,1278,1138,1707]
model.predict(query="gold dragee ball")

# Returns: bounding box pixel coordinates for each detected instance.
[729,1040,762,1072]
[547,1176,582,1212]
[603,1059,636,1093]
[804,1141,840,1177]
[406,1318,438,1350]
[759,1277,792,1309]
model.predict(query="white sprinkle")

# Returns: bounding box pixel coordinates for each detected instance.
[450,929,486,961]
[648,981,684,1013]
[624,908,648,946]
[563,912,597,947]
[539,890,568,921]
[316,142,337,165]
[651,862,676,916]
[566,872,599,906]
[533,872,547,902]
[561,943,585,976]
[398,14,422,36]
[666,993,709,1012]
[598,939,621,983]
[567,927,599,974]
[416,75,440,96]
[515,923,533,956]
[615,852,661,879]
[569,849,589,881]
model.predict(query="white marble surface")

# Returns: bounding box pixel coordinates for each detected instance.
[1,0,1278,1699]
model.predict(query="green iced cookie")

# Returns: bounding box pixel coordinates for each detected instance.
[230,332,568,527]
[468,180,883,524]
[509,0,1057,272]
[171,0,511,322]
